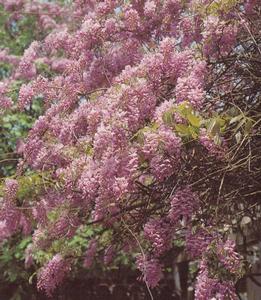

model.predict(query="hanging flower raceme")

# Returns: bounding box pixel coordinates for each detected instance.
[185,227,215,258]
[195,258,238,300]
[168,187,199,225]
[4,179,19,202]
[16,41,40,79]
[83,239,98,268]
[37,254,71,297]
[136,255,163,288]
[144,218,172,256]
[195,239,244,300]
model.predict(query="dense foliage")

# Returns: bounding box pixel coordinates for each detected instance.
[0,3,43,178]
[0,0,260,299]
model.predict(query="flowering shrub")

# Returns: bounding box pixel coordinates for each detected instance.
[0,0,260,298]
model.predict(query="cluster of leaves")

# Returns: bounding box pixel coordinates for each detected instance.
[0,5,43,177]
[0,235,32,300]
[0,4,45,298]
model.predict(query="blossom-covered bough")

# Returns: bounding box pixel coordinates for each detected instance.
[0,0,260,298]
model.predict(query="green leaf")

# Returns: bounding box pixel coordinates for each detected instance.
[137,131,145,143]
[229,114,243,125]
[17,237,32,250]
[175,124,190,136]
[176,102,191,118]
[207,118,220,136]
[8,271,17,282]
[188,126,198,139]
[162,110,174,125]
[85,144,94,156]
[187,113,201,127]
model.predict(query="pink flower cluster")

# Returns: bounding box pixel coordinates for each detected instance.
[18,83,34,110]
[142,126,182,181]
[37,254,71,297]
[0,221,10,240]
[17,41,39,79]
[144,219,172,255]
[217,239,243,275]
[136,255,163,288]
[202,16,238,57]
[168,187,199,224]
[0,82,12,111]
[195,239,243,299]
[199,128,225,159]
[0,49,19,65]
[4,179,19,202]
[186,227,215,258]
[83,239,97,268]
[195,259,238,300]
[0,201,20,240]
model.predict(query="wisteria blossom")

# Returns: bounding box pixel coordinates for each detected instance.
[0,0,259,297]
